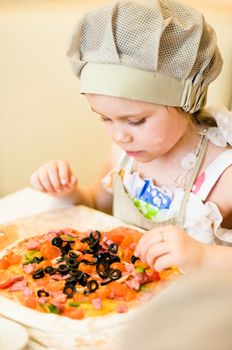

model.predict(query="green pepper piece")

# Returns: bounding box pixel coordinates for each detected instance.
[23,250,41,265]
[48,304,59,314]
[68,302,81,307]
[135,266,145,273]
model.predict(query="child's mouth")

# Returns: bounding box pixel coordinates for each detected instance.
[125,150,143,157]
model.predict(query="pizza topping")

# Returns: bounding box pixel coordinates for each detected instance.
[131,255,139,264]
[116,303,128,313]
[51,236,63,248]
[108,268,122,281]
[57,264,70,276]
[85,280,99,293]
[0,274,24,290]
[81,230,101,248]
[44,266,57,275]
[53,293,67,303]
[61,242,72,256]
[41,303,60,314]
[23,287,34,297]
[66,257,79,269]
[77,272,90,287]
[91,297,102,310]
[69,251,79,259]
[96,262,109,279]
[23,250,41,265]
[32,268,45,280]
[108,243,118,254]
[9,279,27,292]
[25,239,41,250]
[63,283,76,298]
[40,242,61,260]
[23,263,35,274]
[37,289,49,297]
[0,259,10,269]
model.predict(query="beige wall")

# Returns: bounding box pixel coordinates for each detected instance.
[0,0,232,196]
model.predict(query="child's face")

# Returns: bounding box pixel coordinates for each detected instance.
[86,94,189,163]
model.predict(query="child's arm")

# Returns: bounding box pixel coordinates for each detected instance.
[30,145,121,214]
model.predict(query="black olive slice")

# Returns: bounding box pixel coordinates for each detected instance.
[44,266,57,275]
[82,249,94,254]
[69,251,79,258]
[65,276,78,284]
[84,279,99,294]
[108,243,118,254]
[37,289,49,297]
[131,255,139,264]
[98,252,120,264]
[90,230,101,242]
[32,256,44,264]
[80,236,90,243]
[100,280,112,286]
[96,263,110,279]
[51,236,63,248]
[108,268,122,281]
[61,242,72,256]
[63,283,76,298]
[57,264,70,275]
[32,268,45,280]
[70,269,82,278]
[88,231,101,248]
[110,255,120,264]
[80,258,97,266]
[66,258,79,268]
[77,272,90,287]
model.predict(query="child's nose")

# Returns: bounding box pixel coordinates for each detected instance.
[112,127,132,143]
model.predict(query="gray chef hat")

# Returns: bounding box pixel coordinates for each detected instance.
[67,0,223,113]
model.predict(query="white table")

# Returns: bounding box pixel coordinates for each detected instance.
[0,187,76,224]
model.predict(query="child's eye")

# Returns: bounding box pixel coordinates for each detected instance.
[128,118,146,126]
[100,116,111,122]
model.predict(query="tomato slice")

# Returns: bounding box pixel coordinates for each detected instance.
[0,259,10,270]
[6,254,22,265]
[46,281,64,293]
[63,307,84,320]
[25,295,37,309]
[40,241,60,260]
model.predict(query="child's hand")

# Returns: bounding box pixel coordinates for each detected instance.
[31,160,77,195]
[134,225,206,272]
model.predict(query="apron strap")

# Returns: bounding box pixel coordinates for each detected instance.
[176,133,209,228]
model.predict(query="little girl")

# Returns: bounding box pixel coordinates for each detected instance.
[31,0,232,271]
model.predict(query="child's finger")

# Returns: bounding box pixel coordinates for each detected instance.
[57,160,72,186]
[145,242,171,268]
[135,231,164,262]
[153,253,175,272]
[31,172,46,192]
[37,167,56,193]
[70,174,77,186]
[47,162,63,192]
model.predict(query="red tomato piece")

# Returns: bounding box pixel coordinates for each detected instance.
[7,254,22,265]
[40,241,60,260]
[0,259,10,270]
[63,307,85,320]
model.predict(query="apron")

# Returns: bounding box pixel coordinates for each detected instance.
[112,134,209,231]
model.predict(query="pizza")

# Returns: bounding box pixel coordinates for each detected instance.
[0,226,180,347]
